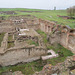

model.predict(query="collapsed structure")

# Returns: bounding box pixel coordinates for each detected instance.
[39,19,75,53]
[0,15,75,66]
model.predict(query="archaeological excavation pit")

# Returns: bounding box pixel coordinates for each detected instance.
[0,15,74,75]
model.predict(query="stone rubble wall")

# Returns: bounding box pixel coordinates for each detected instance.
[39,19,75,53]
[0,33,8,54]
[34,56,75,75]
[0,46,47,66]
[0,16,75,66]
[1,33,8,50]
[0,16,40,33]
[0,21,15,33]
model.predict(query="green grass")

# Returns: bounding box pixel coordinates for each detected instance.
[26,40,39,46]
[0,33,5,46]
[47,44,73,65]
[36,30,48,44]
[0,60,43,75]
[0,8,75,28]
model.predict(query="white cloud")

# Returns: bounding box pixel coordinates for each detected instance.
[0,0,75,9]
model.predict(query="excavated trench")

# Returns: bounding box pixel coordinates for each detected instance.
[0,15,75,75]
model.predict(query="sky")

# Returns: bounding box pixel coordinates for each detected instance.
[0,0,75,10]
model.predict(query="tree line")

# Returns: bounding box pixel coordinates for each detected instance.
[67,6,75,17]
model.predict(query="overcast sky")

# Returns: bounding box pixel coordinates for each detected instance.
[0,0,75,10]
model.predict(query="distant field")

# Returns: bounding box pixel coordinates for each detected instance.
[0,8,75,28]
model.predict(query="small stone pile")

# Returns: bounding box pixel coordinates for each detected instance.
[33,56,75,75]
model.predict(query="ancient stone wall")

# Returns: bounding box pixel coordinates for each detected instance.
[0,16,40,33]
[39,19,75,53]
[39,19,56,33]
[0,20,15,33]
[0,46,46,66]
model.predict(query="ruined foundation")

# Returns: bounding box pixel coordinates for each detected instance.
[0,15,75,66]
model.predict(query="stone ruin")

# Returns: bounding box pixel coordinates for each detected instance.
[0,11,17,15]
[42,50,58,60]
[0,16,47,66]
[0,15,75,67]
[34,55,75,75]
[0,28,46,66]
[39,19,75,54]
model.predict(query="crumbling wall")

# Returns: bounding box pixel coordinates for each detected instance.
[49,32,60,44]
[39,19,56,33]
[0,20,15,33]
[68,35,75,53]
[39,19,75,53]
[27,24,40,30]
[60,33,67,46]
[0,46,46,66]
[0,26,15,33]
[0,15,40,33]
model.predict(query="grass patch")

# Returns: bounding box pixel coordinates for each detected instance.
[47,44,73,65]
[0,33,5,46]
[0,60,43,75]
[26,40,39,46]
[36,30,48,44]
